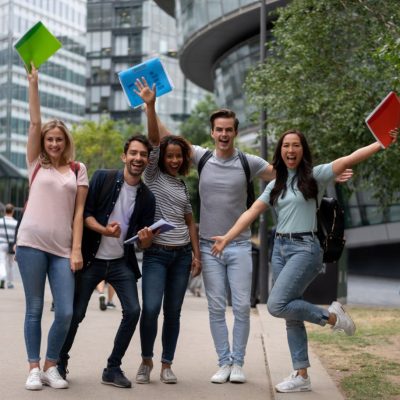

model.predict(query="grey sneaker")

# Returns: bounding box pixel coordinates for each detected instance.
[275,373,311,393]
[328,301,356,336]
[25,367,42,390]
[211,365,231,383]
[136,363,152,384]
[41,366,68,389]
[230,364,246,383]
[160,368,177,384]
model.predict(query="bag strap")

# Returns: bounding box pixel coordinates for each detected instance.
[197,150,213,177]
[2,217,10,245]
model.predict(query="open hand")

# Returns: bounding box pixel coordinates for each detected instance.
[335,168,353,183]
[211,236,228,257]
[134,77,156,105]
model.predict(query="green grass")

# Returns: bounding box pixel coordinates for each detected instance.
[307,307,400,400]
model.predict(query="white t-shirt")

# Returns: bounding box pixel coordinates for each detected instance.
[95,182,138,260]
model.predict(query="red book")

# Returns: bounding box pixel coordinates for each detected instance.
[365,91,400,148]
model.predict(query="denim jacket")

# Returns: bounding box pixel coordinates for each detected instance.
[82,169,155,280]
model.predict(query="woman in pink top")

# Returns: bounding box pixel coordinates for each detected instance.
[16,64,89,391]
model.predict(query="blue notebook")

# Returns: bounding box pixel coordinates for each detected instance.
[118,57,174,108]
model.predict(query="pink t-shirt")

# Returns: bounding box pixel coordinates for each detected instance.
[17,159,89,258]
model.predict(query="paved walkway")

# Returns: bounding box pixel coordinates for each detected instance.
[0,276,345,400]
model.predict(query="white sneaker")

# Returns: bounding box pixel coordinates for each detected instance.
[230,364,246,383]
[328,301,356,336]
[211,365,231,383]
[25,367,42,390]
[275,373,311,393]
[41,366,68,389]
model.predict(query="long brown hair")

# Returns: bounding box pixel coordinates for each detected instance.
[269,129,318,206]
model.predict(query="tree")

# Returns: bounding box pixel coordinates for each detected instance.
[179,94,217,146]
[72,118,143,177]
[245,0,400,205]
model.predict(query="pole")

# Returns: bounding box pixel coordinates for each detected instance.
[258,0,269,303]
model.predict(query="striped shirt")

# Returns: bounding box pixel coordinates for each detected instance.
[0,216,18,244]
[144,146,192,246]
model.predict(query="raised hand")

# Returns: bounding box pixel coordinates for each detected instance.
[134,77,156,105]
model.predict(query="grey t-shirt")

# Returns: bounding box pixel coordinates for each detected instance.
[192,145,268,241]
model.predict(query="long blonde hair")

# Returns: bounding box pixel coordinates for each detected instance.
[39,119,75,167]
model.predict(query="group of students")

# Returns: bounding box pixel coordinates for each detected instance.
[15,63,398,394]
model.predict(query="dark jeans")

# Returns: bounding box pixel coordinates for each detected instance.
[59,258,140,369]
[140,244,192,364]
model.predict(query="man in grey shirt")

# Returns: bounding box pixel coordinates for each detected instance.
[158,108,275,384]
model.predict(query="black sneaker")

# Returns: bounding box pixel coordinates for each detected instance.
[99,294,107,311]
[57,360,69,380]
[0,280,4,289]
[102,367,132,388]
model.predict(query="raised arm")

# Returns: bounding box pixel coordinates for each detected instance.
[332,130,398,176]
[27,63,42,164]
[134,77,159,145]
[211,199,268,256]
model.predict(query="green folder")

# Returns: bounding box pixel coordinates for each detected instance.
[14,21,62,72]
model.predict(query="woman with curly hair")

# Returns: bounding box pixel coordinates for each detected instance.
[16,64,88,390]
[134,78,201,384]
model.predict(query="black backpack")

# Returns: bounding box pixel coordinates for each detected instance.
[197,150,255,210]
[316,197,346,263]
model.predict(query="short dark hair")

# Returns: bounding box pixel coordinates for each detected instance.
[209,108,239,131]
[5,203,14,214]
[124,134,152,155]
[158,135,191,176]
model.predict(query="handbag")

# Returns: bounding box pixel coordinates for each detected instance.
[2,217,15,255]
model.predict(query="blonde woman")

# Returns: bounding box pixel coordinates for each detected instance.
[16,64,88,390]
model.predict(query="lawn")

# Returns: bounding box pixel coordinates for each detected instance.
[307,307,400,400]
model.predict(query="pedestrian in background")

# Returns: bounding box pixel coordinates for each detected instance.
[211,128,398,393]
[0,203,18,289]
[134,79,201,385]
[16,64,88,391]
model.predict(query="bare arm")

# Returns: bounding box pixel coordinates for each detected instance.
[211,199,268,256]
[85,216,121,237]
[332,130,398,176]
[70,185,88,272]
[258,164,276,181]
[134,78,159,145]
[27,63,42,164]
[185,213,201,277]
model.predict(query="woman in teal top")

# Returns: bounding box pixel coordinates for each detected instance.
[211,129,398,393]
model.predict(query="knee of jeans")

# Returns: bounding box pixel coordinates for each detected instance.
[124,304,141,322]
[232,302,250,320]
[267,297,285,318]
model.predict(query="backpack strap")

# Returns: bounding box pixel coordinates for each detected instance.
[70,161,81,179]
[237,151,255,208]
[197,150,213,177]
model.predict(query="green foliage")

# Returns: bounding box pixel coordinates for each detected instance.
[245,0,400,204]
[179,94,217,146]
[72,118,143,178]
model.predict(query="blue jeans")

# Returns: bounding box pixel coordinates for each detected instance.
[16,246,75,363]
[200,239,252,367]
[59,258,140,369]
[267,236,330,370]
[140,244,192,364]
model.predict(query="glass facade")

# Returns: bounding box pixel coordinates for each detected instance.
[0,0,87,174]
[176,0,256,43]
[86,0,205,133]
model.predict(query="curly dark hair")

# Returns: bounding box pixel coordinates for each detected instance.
[159,135,191,176]
[269,129,318,206]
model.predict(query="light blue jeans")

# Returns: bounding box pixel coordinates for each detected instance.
[16,246,75,363]
[201,239,252,367]
[267,236,329,370]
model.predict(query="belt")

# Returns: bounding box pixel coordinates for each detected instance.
[151,243,191,251]
[275,232,316,240]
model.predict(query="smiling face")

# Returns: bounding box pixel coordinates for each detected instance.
[281,133,304,170]
[163,143,183,177]
[43,127,66,162]
[211,117,237,157]
[121,139,149,184]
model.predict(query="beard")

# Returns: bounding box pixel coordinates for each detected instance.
[125,162,145,177]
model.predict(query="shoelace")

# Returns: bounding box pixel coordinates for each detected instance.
[28,369,41,382]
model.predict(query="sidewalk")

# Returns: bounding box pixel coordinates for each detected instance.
[0,281,344,400]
